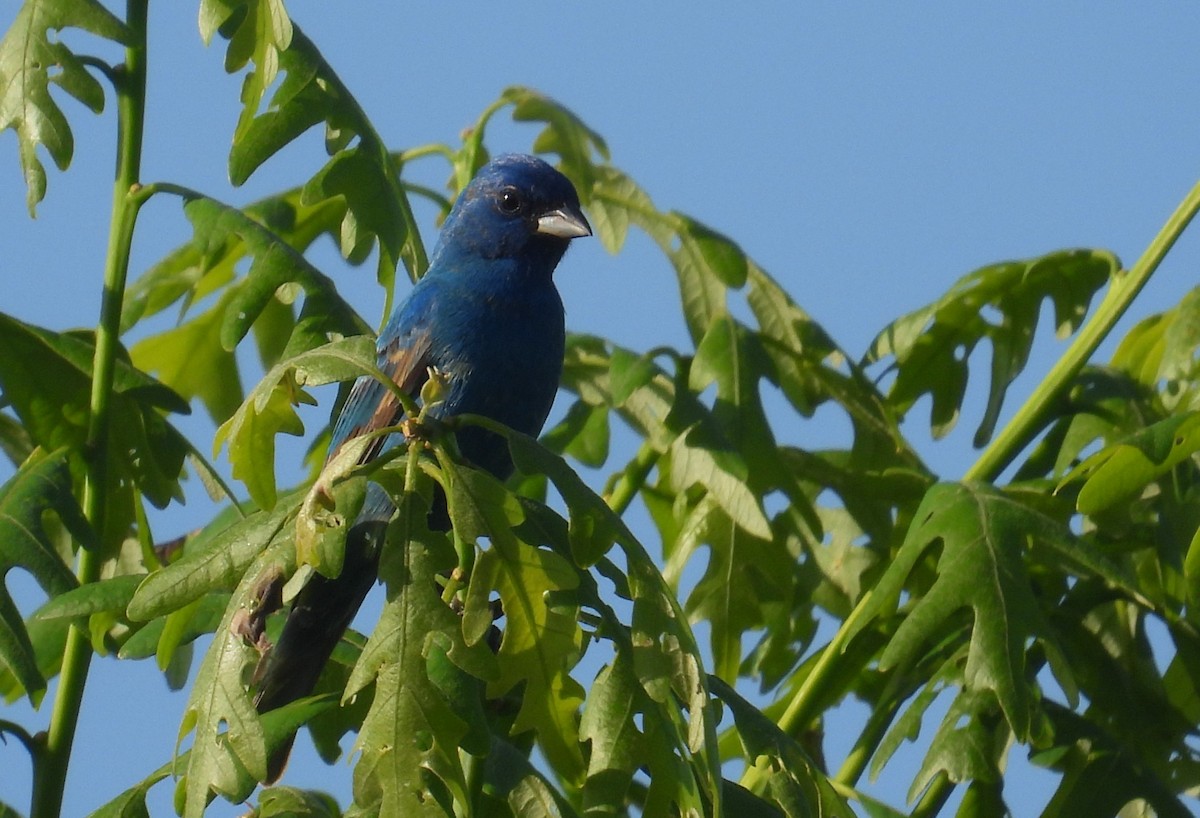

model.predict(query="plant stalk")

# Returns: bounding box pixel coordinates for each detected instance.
[967,178,1200,482]
[30,2,148,816]
[603,439,659,515]
[739,591,874,793]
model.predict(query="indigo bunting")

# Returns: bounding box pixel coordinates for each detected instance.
[253,154,590,778]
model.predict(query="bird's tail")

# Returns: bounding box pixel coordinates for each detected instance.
[253,519,385,782]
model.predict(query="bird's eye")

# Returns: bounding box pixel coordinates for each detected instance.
[497,187,523,215]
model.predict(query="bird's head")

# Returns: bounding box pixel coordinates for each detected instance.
[432,154,592,274]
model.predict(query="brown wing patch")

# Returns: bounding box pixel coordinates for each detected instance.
[325,331,434,466]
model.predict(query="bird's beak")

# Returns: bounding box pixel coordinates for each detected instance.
[536,206,592,239]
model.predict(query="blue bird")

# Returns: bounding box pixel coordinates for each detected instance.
[253,154,590,778]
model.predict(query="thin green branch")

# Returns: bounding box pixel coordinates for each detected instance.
[739,590,875,793]
[833,697,902,788]
[0,719,38,758]
[910,772,953,818]
[395,143,455,164]
[967,178,1200,482]
[77,55,120,86]
[31,3,148,816]
[603,439,660,515]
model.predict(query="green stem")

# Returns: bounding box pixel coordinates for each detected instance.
[30,3,148,816]
[967,178,1200,482]
[603,440,659,515]
[833,697,902,788]
[739,591,875,792]
[910,772,953,818]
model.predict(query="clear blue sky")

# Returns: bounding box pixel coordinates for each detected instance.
[4,3,1200,816]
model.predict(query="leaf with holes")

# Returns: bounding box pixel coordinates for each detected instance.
[1061,412,1200,515]
[347,491,495,816]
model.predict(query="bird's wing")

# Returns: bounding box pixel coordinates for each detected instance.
[327,326,434,467]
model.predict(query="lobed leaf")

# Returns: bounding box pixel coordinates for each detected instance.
[0,0,130,212]
[0,448,89,701]
[445,457,587,783]
[221,24,425,294]
[214,335,378,509]
[1061,411,1200,515]
[177,532,301,814]
[198,0,293,134]
[866,249,1118,444]
[347,488,494,816]
[709,676,855,818]
[847,482,1083,741]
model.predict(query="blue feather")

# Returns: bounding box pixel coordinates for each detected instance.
[252,154,590,780]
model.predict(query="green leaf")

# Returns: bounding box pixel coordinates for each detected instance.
[177,534,301,815]
[709,676,855,818]
[214,336,378,509]
[668,497,797,682]
[667,424,771,539]
[93,698,330,818]
[182,194,369,354]
[0,448,88,701]
[0,615,68,703]
[539,399,609,468]
[847,482,1087,741]
[481,736,582,818]
[220,24,425,295]
[867,249,1117,444]
[0,314,190,512]
[502,86,610,190]
[690,314,822,534]
[907,686,1007,802]
[1061,412,1200,515]
[198,0,293,134]
[347,491,494,817]
[446,459,587,782]
[0,411,33,469]
[577,658,643,812]
[576,655,711,816]
[0,0,130,213]
[256,786,342,818]
[36,573,142,620]
[669,227,731,345]
[300,147,409,285]
[127,192,370,428]
[122,191,349,333]
[86,765,169,818]
[1111,285,1200,410]
[585,164,668,253]
[127,498,293,622]
[130,286,244,424]
[118,595,226,664]
[504,416,722,809]
[507,431,629,569]
[1036,703,1194,818]
[676,215,748,288]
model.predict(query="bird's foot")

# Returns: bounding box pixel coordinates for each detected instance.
[231,565,286,658]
